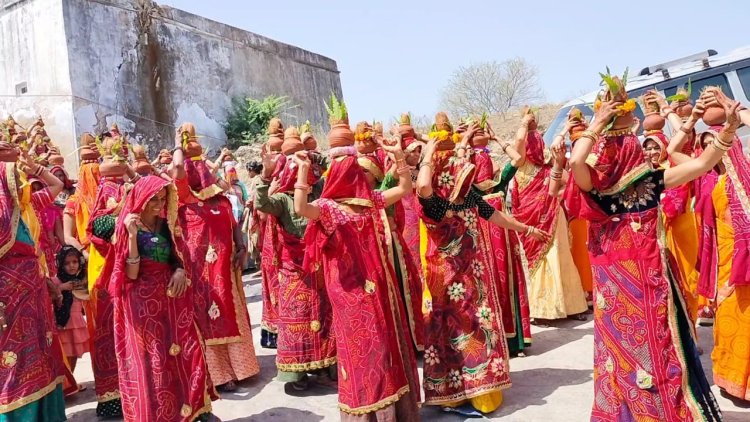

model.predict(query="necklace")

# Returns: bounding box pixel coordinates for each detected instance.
[141,218,161,242]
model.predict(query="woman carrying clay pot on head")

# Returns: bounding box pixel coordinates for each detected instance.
[294,96,421,420]
[170,122,259,392]
[567,71,733,420]
[512,106,588,326]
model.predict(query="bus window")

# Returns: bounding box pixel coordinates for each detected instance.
[663,74,734,102]
[737,66,750,100]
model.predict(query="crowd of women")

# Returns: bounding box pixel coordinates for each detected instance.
[0,72,749,422]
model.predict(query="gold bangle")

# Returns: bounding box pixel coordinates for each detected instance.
[711,139,730,152]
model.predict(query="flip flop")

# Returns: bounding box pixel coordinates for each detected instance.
[441,403,484,418]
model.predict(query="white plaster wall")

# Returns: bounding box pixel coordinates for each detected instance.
[1,0,76,172]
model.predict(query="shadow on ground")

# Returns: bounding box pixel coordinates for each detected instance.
[224,407,324,422]
[524,319,594,356]
[420,367,592,420]
[220,354,276,402]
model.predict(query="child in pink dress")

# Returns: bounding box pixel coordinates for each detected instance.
[53,245,90,372]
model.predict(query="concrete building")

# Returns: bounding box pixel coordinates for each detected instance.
[0,0,342,172]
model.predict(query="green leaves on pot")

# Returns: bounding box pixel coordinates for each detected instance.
[324,93,348,123]
[666,79,692,102]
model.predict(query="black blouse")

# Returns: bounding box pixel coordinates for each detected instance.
[588,169,665,216]
[419,187,496,222]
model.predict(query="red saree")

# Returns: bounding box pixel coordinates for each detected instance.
[259,214,280,334]
[511,130,558,274]
[110,176,214,421]
[275,223,336,372]
[473,149,531,348]
[87,176,127,413]
[304,153,419,416]
[0,164,65,416]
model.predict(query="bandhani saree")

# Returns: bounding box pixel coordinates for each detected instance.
[0,163,65,421]
[379,172,425,351]
[419,153,511,408]
[306,195,419,415]
[577,135,721,421]
[711,174,750,401]
[473,152,531,352]
[303,150,419,417]
[174,176,259,385]
[254,179,336,378]
[110,177,215,421]
[87,176,127,416]
[401,191,423,274]
[259,214,280,334]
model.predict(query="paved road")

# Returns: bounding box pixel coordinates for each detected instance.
[65,274,750,421]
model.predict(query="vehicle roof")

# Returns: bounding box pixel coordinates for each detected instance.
[562,46,750,107]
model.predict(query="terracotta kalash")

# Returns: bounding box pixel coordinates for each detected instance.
[667,83,695,154]
[267,118,285,154]
[700,86,728,127]
[79,133,101,164]
[131,145,154,176]
[567,107,589,142]
[97,136,130,178]
[47,146,65,167]
[300,121,318,151]
[466,113,493,148]
[593,69,638,134]
[324,94,354,148]
[428,112,462,151]
[642,96,666,135]
[158,149,173,165]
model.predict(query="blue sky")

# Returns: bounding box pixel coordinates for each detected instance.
[163,0,749,123]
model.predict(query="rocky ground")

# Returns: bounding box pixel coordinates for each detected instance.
[64,273,750,421]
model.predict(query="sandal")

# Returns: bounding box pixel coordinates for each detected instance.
[217,380,237,392]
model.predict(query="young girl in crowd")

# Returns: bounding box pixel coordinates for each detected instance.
[53,245,90,373]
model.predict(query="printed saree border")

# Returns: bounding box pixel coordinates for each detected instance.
[338,385,410,415]
[0,163,20,260]
[276,357,337,373]
[0,376,64,414]
[713,373,750,401]
[96,390,121,402]
[391,230,423,351]
[423,381,511,406]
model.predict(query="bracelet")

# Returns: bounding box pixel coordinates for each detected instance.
[524,225,534,236]
[419,161,434,170]
[32,165,44,176]
[579,130,599,142]
[130,174,141,183]
[716,133,734,149]
[710,140,730,152]
[294,183,310,190]
[661,107,674,116]
[126,256,141,265]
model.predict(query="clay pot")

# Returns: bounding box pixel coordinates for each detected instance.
[610,114,635,131]
[302,135,318,151]
[100,159,128,177]
[643,112,666,132]
[281,127,304,156]
[328,123,354,148]
[702,106,726,126]
[183,141,203,158]
[569,123,587,141]
[49,153,65,166]
[356,138,378,154]
[133,160,153,176]
[399,123,416,140]
[671,101,693,120]
[435,139,456,152]
[267,135,284,153]
[528,119,538,131]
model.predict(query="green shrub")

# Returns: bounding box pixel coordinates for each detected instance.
[224,95,296,149]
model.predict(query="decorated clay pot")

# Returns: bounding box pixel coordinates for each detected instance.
[399,124,416,140]
[672,101,693,120]
[356,139,378,154]
[328,123,354,148]
[643,112,666,132]
[183,140,203,158]
[100,159,129,177]
[702,106,726,126]
[49,153,65,166]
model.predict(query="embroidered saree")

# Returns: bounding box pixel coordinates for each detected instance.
[110,177,214,421]
[420,152,511,408]
[0,163,66,421]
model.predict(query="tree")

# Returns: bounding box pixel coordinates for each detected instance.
[224,95,296,149]
[440,57,543,118]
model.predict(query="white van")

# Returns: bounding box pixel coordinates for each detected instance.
[543,47,750,147]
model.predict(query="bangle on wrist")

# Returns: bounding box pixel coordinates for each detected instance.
[294,183,310,190]
[419,161,434,170]
[126,256,141,265]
